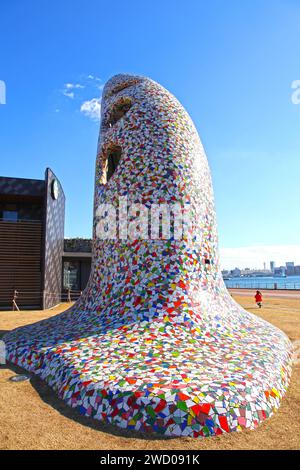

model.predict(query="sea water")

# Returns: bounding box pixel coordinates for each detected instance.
[224,275,300,290]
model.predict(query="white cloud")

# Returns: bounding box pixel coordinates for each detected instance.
[80,98,101,121]
[62,82,85,99]
[220,245,300,270]
[59,75,103,118]
[87,74,101,82]
[62,76,102,100]
[65,82,85,90]
[63,90,75,99]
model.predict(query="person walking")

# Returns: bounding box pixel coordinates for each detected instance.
[255,290,263,308]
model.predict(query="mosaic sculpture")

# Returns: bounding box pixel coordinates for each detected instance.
[4,74,292,437]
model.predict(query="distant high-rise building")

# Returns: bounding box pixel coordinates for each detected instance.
[263,262,266,270]
[286,262,294,268]
[294,266,300,275]
[274,266,286,277]
[270,261,275,273]
[286,262,295,276]
[231,267,241,277]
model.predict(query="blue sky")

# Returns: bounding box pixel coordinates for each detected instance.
[0,0,300,268]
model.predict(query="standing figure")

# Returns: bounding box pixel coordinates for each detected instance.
[255,290,263,308]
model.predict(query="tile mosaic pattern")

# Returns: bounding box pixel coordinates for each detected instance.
[4,74,292,437]
[43,168,65,309]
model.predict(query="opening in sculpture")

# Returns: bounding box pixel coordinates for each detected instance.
[106,146,122,182]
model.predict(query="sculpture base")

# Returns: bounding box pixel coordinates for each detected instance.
[4,292,292,437]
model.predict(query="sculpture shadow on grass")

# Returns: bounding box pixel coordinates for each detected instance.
[1,360,174,441]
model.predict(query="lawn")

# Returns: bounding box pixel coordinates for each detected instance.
[0,293,299,450]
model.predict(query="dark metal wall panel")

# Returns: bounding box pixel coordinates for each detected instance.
[0,177,44,197]
[81,259,92,290]
[42,169,65,309]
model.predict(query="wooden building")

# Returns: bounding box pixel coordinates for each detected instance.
[0,169,65,309]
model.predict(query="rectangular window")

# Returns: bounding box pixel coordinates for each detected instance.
[63,261,80,290]
[3,210,18,221]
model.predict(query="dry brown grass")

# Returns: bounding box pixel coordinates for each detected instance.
[0,294,299,450]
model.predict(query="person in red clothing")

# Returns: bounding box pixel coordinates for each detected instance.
[255,290,263,308]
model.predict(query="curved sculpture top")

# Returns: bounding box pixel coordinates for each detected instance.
[4,74,292,438]
[88,73,222,326]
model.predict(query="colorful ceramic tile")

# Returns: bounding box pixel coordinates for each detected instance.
[3,74,292,437]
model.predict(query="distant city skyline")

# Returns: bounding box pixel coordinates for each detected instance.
[220,245,300,270]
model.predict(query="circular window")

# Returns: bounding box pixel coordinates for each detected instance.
[51,179,59,200]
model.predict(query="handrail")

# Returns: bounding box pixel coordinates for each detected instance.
[0,218,42,223]
[224,280,300,290]
[0,289,83,310]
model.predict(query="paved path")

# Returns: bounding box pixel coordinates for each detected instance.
[228,288,300,299]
